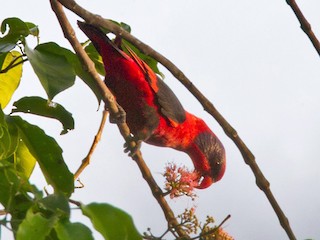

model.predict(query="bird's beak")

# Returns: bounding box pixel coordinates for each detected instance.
[196,175,214,189]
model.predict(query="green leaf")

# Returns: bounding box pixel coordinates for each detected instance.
[83,20,161,77]
[84,42,105,76]
[16,208,58,240]
[25,22,39,38]
[108,20,131,34]
[0,108,18,160]
[120,22,131,33]
[0,122,11,160]
[0,17,30,36]
[1,107,36,178]
[14,136,36,179]
[82,203,142,240]
[0,50,23,109]
[15,194,71,240]
[0,108,11,160]
[0,17,30,53]
[60,48,102,103]
[55,220,94,240]
[0,52,7,68]
[10,192,36,233]
[0,158,41,231]
[12,96,74,135]
[0,161,35,233]
[7,116,74,196]
[0,161,22,209]
[25,42,76,100]
[37,194,70,219]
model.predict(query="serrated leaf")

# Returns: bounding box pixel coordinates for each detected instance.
[0,50,23,109]
[12,96,74,135]
[82,203,142,240]
[16,208,58,240]
[55,220,94,240]
[7,116,74,196]
[25,42,75,100]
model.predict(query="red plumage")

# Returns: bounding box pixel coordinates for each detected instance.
[78,21,226,188]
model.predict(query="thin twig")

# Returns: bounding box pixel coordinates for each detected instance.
[74,110,108,179]
[55,1,297,239]
[69,198,81,207]
[286,0,320,56]
[75,179,84,188]
[50,0,189,238]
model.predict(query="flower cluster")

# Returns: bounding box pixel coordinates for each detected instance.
[178,207,199,235]
[177,208,234,240]
[163,162,199,199]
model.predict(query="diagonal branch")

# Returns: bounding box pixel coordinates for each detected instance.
[50,0,189,238]
[286,0,320,56]
[56,0,297,239]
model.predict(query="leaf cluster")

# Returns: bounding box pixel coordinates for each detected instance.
[0,17,142,240]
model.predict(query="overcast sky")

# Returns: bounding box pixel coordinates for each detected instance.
[2,0,320,239]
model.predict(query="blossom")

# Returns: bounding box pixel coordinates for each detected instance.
[163,162,199,199]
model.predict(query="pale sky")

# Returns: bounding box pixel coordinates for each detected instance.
[2,0,320,239]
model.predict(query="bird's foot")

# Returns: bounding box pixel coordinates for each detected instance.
[124,134,142,157]
[108,104,126,124]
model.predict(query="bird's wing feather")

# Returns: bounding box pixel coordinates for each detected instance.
[123,43,186,126]
[155,75,186,125]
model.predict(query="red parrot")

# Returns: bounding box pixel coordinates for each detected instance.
[78,21,226,189]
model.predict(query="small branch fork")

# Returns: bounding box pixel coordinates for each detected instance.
[286,0,320,56]
[50,0,189,238]
[55,0,297,239]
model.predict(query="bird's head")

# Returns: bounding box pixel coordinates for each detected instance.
[189,131,226,189]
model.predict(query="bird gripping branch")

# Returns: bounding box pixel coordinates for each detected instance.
[78,21,226,189]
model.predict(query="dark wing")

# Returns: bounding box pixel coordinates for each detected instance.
[155,75,186,125]
[123,43,186,126]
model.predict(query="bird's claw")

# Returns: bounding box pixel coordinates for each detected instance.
[124,135,142,157]
[109,104,126,124]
